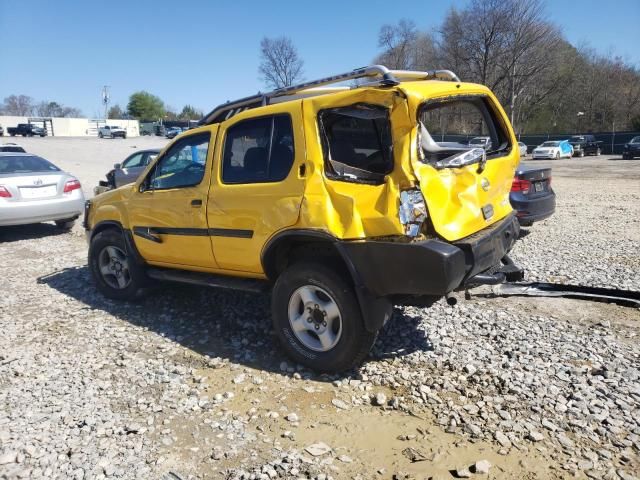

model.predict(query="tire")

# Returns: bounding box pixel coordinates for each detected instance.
[55,218,75,230]
[271,261,377,372]
[122,134,127,139]
[89,229,146,300]
[555,152,560,160]
[98,132,103,138]
[579,150,585,158]
[596,148,601,156]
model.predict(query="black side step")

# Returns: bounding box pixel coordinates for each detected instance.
[146,267,270,294]
[488,282,640,308]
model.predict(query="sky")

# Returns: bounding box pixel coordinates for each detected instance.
[1,0,639,118]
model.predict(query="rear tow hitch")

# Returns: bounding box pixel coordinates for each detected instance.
[464,255,524,293]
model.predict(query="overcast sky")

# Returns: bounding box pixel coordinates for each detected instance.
[1,0,638,117]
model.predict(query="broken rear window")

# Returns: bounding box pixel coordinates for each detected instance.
[418,96,511,168]
[319,104,393,184]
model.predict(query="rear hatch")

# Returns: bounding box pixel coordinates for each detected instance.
[411,93,518,242]
[1,172,67,201]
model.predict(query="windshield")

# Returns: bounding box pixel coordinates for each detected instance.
[630,136,640,144]
[541,142,559,147]
[570,136,583,141]
[0,155,60,174]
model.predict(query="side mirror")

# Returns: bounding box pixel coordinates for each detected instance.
[114,163,121,169]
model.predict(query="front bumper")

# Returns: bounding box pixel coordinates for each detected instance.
[340,213,520,297]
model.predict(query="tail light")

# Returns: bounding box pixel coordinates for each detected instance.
[63,179,81,193]
[511,178,531,194]
[0,186,11,198]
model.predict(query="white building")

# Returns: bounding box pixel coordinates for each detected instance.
[0,116,140,137]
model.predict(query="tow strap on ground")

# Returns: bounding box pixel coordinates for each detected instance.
[472,282,640,308]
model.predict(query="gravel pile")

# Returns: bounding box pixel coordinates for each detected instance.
[1,155,639,479]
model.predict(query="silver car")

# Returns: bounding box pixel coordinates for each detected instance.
[0,153,85,229]
[95,149,160,195]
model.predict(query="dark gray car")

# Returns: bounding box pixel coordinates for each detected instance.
[103,149,160,189]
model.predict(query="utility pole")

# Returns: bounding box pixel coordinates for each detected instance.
[102,86,110,121]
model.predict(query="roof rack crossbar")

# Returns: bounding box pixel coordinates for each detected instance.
[200,65,460,125]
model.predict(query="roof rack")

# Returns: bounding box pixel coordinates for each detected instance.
[199,65,460,125]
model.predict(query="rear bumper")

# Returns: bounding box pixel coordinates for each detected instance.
[0,194,84,226]
[510,192,556,226]
[339,213,520,297]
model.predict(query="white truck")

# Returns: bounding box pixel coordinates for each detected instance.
[98,125,127,139]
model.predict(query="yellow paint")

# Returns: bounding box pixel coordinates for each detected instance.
[87,79,518,275]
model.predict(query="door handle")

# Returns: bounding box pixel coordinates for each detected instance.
[191,199,202,207]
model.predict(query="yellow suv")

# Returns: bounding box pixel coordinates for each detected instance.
[84,65,522,372]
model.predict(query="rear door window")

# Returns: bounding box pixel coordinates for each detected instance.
[418,96,511,167]
[222,114,294,184]
[318,104,393,184]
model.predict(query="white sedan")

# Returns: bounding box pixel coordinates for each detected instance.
[0,152,85,229]
[531,140,573,160]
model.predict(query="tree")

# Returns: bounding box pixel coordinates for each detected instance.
[108,104,125,119]
[35,101,83,118]
[127,91,165,121]
[179,105,202,120]
[1,95,34,116]
[258,36,304,89]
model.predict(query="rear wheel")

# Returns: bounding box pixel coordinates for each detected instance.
[55,218,76,230]
[271,262,376,372]
[89,229,146,300]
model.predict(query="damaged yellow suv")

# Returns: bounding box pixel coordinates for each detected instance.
[85,65,522,372]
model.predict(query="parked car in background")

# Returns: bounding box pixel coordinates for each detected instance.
[98,125,127,139]
[468,136,491,149]
[518,141,527,157]
[94,149,161,194]
[510,164,555,226]
[622,136,640,159]
[0,143,26,153]
[532,140,573,159]
[569,134,601,157]
[7,124,46,137]
[165,127,183,139]
[0,153,84,229]
[154,125,166,136]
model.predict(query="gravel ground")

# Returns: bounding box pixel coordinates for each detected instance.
[1,138,639,480]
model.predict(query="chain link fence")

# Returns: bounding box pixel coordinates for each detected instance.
[518,131,640,155]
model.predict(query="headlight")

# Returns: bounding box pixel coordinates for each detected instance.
[399,189,427,237]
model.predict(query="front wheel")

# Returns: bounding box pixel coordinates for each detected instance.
[89,229,146,300]
[271,262,377,372]
[555,152,560,160]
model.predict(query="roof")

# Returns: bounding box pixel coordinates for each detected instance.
[200,65,462,126]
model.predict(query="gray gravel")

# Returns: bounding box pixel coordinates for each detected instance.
[1,140,639,479]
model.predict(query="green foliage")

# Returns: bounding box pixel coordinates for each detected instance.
[127,91,165,121]
[107,104,124,119]
[179,105,202,120]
